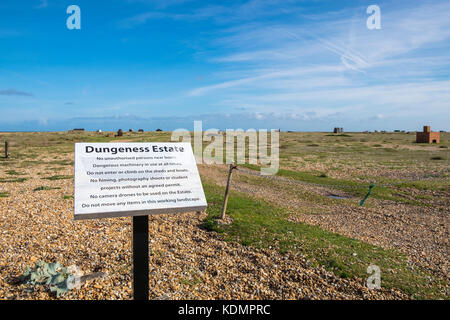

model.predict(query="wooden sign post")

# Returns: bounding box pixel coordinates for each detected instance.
[221,163,237,220]
[5,141,9,159]
[73,142,207,299]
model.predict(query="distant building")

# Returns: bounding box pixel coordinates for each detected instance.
[333,127,343,133]
[68,128,84,133]
[416,126,440,143]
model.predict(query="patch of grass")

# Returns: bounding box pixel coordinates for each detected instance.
[0,192,9,197]
[201,181,446,299]
[5,170,26,175]
[42,175,73,181]
[325,134,352,137]
[393,179,450,191]
[241,164,425,205]
[63,195,73,199]
[0,177,28,183]
[179,277,202,287]
[47,160,73,166]
[33,186,61,191]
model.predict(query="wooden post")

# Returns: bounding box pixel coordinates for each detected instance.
[221,163,236,220]
[5,141,8,159]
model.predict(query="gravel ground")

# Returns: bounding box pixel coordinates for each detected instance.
[0,162,406,300]
[198,164,449,281]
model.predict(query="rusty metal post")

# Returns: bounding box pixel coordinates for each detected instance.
[221,163,236,220]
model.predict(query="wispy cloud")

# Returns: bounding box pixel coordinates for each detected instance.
[35,0,48,9]
[119,0,299,28]
[0,89,34,97]
[182,0,450,127]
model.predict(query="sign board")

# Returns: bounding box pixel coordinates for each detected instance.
[74,142,207,220]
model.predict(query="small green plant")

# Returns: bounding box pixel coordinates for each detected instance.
[33,186,61,191]
[42,175,73,181]
[20,261,77,297]
[5,170,26,175]
[63,195,74,199]
[0,192,9,197]
[0,177,28,183]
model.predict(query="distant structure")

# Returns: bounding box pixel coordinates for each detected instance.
[138,129,144,133]
[69,128,84,132]
[129,129,133,132]
[116,129,123,137]
[156,128,163,132]
[416,126,440,143]
[97,129,102,133]
[333,127,344,133]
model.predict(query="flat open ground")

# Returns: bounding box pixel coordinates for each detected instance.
[0,131,448,299]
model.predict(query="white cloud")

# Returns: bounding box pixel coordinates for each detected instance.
[182,0,450,126]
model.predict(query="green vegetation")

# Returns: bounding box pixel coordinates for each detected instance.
[5,170,26,175]
[63,195,74,200]
[325,134,352,137]
[0,177,28,183]
[240,164,428,206]
[201,181,446,299]
[0,192,9,197]
[20,261,78,297]
[42,175,73,181]
[33,186,61,191]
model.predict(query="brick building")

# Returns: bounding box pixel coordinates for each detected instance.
[416,126,440,143]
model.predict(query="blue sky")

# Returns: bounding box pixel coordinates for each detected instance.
[0,0,449,131]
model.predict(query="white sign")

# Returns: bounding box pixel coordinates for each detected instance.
[74,142,207,220]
